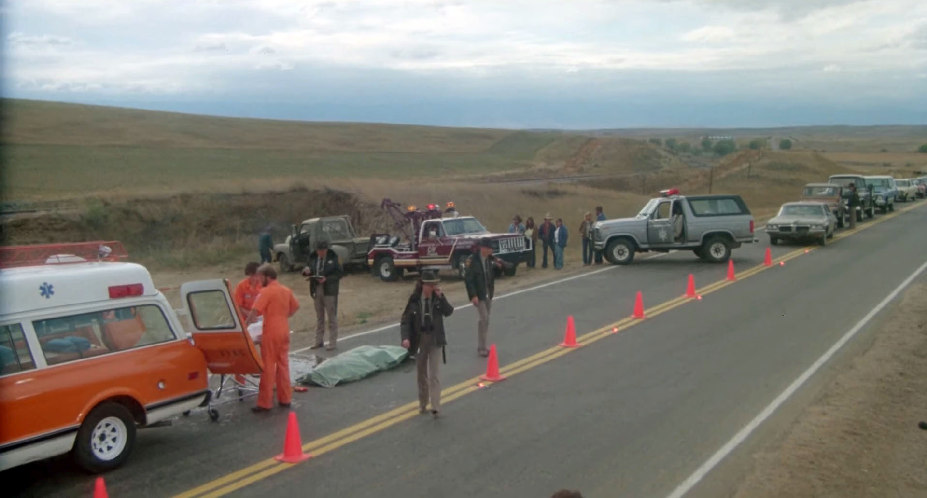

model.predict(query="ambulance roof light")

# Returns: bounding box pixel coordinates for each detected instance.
[109,283,144,299]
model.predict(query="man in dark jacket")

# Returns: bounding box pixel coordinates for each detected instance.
[537,214,555,268]
[465,238,500,357]
[302,240,343,350]
[400,271,453,418]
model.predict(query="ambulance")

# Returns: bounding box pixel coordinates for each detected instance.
[0,242,263,472]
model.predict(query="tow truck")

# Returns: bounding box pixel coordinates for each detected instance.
[367,199,532,281]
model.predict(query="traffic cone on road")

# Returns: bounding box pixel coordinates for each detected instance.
[727,260,736,281]
[559,316,580,347]
[632,291,646,319]
[685,274,697,298]
[275,411,311,463]
[480,344,506,382]
[93,477,108,498]
[763,248,773,267]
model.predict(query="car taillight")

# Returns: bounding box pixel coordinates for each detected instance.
[109,283,144,298]
[749,220,755,233]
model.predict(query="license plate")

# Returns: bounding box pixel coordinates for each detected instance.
[496,237,524,253]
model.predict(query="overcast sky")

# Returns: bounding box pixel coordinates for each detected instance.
[2,0,926,128]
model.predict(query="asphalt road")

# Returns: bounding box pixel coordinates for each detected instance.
[6,200,926,498]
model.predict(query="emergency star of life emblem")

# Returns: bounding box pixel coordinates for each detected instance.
[39,282,55,299]
[658,228,668,241]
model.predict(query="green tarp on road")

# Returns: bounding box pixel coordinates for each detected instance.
[296,345,409,388]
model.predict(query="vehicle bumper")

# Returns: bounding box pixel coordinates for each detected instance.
[766,228,826,239]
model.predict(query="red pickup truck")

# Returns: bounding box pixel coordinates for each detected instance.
[367,200,532,281]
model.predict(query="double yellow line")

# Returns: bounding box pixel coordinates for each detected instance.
[177,202,921,498]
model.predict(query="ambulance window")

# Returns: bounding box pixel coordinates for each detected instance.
[33,305,177,365]
[187,291,237,330]
[0,324,35,375]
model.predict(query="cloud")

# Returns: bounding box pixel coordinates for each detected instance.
[7,32,72,47]
[681,26,736,43]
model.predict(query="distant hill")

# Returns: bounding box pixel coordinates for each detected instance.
[0,99,680,200]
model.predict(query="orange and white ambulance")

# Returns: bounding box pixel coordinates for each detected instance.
[0,242,262,472]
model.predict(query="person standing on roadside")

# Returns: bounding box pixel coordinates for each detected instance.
[258,227,273,264]
[246,264,299,413]
[847,183,859,229]
[594,206,606,264]
[400,271,453,418]
[524,217,538,268]
[538,214,555,269]
[466,238,499,357]
[302,240,343,351]
[508,215,525,234]
[553,218,568,270]
[578,212,595,266]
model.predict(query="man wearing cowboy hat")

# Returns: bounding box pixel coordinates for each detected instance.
[400,270,453,418]
[537,213,556,269]
[465,238,501,356]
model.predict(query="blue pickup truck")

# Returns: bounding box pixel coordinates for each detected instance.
[864,176,898,214]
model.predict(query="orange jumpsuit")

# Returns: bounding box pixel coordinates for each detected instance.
[233,278,262,314]
[251,280,299,409]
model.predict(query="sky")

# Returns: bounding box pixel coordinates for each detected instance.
[2,0,926,128]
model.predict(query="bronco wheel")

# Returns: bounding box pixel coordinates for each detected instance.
[502,263,517,277]
[453,254,468,279]
[701,236,731,263]
[376,257,402,282]
[605,238,635,265]
[277,253,292,273]
[73,402,136,473]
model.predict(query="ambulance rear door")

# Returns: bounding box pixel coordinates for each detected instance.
[180,279,263,375]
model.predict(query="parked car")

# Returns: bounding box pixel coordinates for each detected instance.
[766,202,837,246]
[894,179,918,202]
[592,190,757,264]
[913,177,927,199]
[828,174,874,221]
[274,215,370,272]
[864,175,897,213]
[801,183,846,227]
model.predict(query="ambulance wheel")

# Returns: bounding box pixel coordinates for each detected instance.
[209,408,220,422]
[73,402,136,473]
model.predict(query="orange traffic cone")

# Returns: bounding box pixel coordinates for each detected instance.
[93,477,108,498]
[632,291,645,319]
[685,274,697,298]
[275,411,312,463]
[559,316,580,347]
[727,260,736,281]
[763,248,773,267]
[480,344,506,382]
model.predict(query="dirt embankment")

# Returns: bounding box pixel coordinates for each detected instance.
[1,188,389,267]
[733,281,927,497]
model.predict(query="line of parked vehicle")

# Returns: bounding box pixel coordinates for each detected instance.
[766,174,927,246]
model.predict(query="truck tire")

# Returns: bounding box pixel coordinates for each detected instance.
[277,253,292,273]
[503,263,517,277]
[692,248,704,258]
[836,212,844,228]
[453,254,468,279]
[376,257,402,282]
[819,233,827,246]
[73,402,136,473]
[700,236,731,263]
[889,201,894,212]
[856,209,863,222]
[769,236,779,246]
[866,206,873,218]
[605,238,635,265]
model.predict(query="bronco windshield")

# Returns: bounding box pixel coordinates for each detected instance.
[780,205,825,217]
[443,217,488,236]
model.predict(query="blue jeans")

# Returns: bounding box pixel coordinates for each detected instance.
[582,238,593,265]
[553,245,564,269]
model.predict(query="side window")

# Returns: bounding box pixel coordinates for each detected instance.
[188,290,237,330]
[33,305,177,366]
[688,198,745,216]
[0,323,35,375]
[654,202,671,220]
[299,223,312,235]
[423,221,443,238]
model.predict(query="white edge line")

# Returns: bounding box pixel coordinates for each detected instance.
[292,252,679,353]
[666,258,927,498]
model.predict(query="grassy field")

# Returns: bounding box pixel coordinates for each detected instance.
[3,98,922,271]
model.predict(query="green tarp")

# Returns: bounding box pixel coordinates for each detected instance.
[296,345,409,388]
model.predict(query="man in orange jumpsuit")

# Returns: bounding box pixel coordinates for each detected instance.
[233,262,262,318]
[247,264,300,413]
